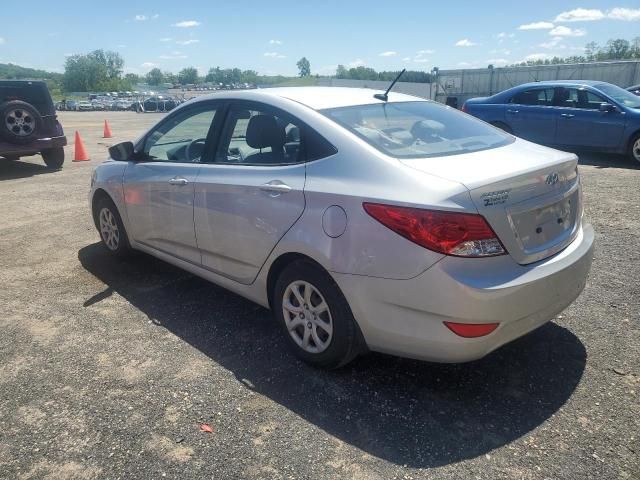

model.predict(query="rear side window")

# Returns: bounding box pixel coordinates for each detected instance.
[304,127,337,161]
[322,101,512,159]
[511,88,554,106]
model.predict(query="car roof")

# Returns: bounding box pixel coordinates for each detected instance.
[516,80,606,89]
[193,86,423,110]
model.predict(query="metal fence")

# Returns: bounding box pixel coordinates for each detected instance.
[433,60,640,105]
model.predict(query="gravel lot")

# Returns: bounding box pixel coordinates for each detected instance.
[0,111,638,480]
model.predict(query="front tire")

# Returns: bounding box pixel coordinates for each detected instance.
[273,260,361,369]
[95,197,131,257]
[629,134,640,164]
[42,147,65,169]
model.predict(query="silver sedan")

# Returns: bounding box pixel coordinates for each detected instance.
[89,87,594,369]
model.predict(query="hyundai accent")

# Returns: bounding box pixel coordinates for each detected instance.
[89,87,594,369]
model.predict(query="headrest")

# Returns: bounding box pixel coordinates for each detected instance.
[286,126,300,143]
[246,114,286,149]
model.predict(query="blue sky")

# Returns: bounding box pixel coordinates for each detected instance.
[1,1,639,76]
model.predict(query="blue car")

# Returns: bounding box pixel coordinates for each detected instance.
[463,80,640,163]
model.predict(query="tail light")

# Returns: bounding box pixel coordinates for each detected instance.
[444,322,499,337]
[363,203,506,257]
[461,103,467,112]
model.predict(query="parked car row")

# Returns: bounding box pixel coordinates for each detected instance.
[463,80,640,164]
[56,96,184,112]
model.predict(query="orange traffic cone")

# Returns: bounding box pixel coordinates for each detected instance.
[103,120,113,139]
[73,131,90,162]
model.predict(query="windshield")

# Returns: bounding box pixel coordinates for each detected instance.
[321,101,513,159]
[596,83,640,109]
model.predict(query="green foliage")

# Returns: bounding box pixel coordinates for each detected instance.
[62,49,129,92]
[204,67,259,85]
[146,68,164,86]
[335,65,432,83]
[509,37,640,67]
[178,67,199,85]
[297,57,311,77]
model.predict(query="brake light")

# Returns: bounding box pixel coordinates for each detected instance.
[461,103,467,112]
[444,322,499,338]
[363,203,506,257]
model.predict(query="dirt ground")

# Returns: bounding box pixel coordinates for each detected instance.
[0,111,638,480]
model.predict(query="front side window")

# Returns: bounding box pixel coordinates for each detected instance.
[595,83,640,109]
[511,88,554,106]
[322,101,512,159]
[143,105,218,162]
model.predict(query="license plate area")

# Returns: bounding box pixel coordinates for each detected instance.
[507,186,579,256]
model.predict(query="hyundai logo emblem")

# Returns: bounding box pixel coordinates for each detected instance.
[545,173,560,185]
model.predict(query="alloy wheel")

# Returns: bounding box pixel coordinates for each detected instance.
[99,207,120,251]
[282,280,333,354]
[5,109,35,137]
[633,138,640,162]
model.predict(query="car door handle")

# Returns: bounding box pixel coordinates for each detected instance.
[168,177,189,186]
[260,181,292,194]
[507,109,519,114]
[560,113,575,118]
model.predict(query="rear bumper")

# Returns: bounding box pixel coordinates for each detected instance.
[333,224,594,363]
[0,135,67,157]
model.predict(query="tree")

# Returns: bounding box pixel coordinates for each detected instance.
[296,57,311,77]
[336,64,348,78]
[178,66,199,84]
[146,68,164,86]
[124,73,139,85]
[63,49,127,92]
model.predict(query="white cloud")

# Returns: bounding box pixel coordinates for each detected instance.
[490,48,511,55]
[159,54,188,60]
[348,59,365,68]
[555,8,604,22]
[549,26,586,37]
[455,39,478,47]
[0,37,5,45]
[525,53,552,61]
[269,39,283,45]
[63,53,73,57]
[379,51,397,57]
[135,15,148,21]
[402,57,411,62]
[457,62,472,67]
[496,32,515,39]
[608,8,640,21]
[486,58,510,66]
[172,20,201,28]
[151,14,159,19]
[141,62,158,71]
[176,39,200,45]
[159,37,172,42]
[539,37,563,49]
[417,49,435,54]
[519,21,554,30]
[117,44,127,48]
[264,52,286,59]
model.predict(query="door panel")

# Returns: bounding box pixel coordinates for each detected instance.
[554,88,625,149]
[194,164,305,284]
[124,162,201,263]
[507,88,557,144]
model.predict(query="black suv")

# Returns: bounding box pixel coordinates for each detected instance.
[0,80,67,169]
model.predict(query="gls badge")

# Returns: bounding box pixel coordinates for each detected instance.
[545,172,560,186]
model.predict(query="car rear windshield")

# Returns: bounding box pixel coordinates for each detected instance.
[595,83,640,109]
[321,101,513,159]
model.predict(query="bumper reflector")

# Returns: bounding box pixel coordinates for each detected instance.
[444,322,499,338]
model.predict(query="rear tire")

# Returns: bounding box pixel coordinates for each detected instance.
[629,133,640,165]
[0,100,43,145]
[42,147,65,169]
[94,197,131,257]
[273,259,361,369]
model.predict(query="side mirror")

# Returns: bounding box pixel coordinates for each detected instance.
[599,102,616,113]
[108,141,135,161]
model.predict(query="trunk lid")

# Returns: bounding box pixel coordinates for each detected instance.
[400,138,582,264]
